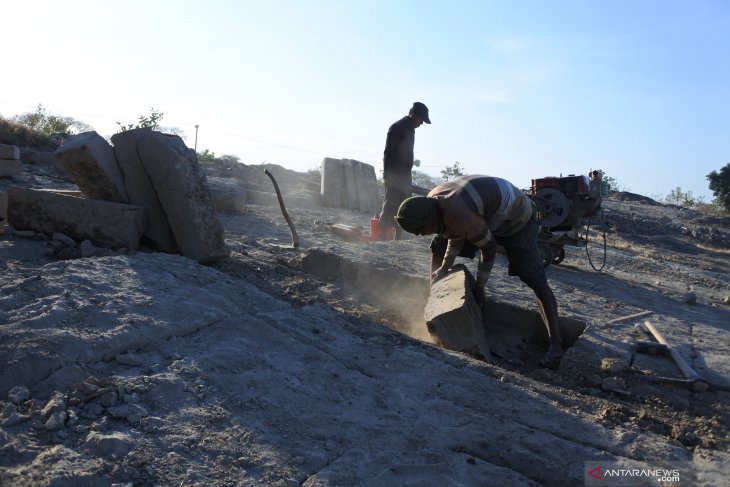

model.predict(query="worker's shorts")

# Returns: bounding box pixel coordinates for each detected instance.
[430,216,548,291]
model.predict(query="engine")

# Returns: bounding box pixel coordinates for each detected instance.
[531,171,604,230]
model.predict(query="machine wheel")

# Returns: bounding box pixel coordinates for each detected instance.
[535,187,571,228]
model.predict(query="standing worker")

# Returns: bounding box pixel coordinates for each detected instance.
[394,175,564,369]
[378,102,431,240]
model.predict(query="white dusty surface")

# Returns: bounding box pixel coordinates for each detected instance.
[1,164,730,486]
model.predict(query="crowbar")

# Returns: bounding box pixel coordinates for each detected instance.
[642,321,709,392]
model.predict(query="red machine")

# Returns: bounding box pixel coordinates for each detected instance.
[530,171,605,267]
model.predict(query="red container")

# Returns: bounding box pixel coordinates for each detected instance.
[369,215,394,241]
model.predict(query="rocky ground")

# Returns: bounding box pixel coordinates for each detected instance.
[1,159,729,486]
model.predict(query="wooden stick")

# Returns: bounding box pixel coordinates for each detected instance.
[264,169,299,248]
[643,321,702,382]
[604,310,653,325]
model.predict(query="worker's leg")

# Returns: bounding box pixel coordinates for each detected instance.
[380,182,410,240]
[498,218,563,368]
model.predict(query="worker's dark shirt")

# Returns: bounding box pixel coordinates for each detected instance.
[383,116,414,184]
[428,175,532,265]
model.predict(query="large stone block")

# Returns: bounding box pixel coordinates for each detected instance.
[350,159,379,213]
[321,157,344,208]
[54,131,129,203]
[6,187,146,250]
[423,266,492,361]
[321,157,379,212]
[111,128,177,252]
[207,176,246,212]
[0,159,22,178]
[341,159,359,210]
[0,143,20,160]
[136,132,228,264]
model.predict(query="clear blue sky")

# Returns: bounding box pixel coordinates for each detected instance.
[2,0,728,200]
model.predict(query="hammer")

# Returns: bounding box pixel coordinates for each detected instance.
[638,321,709,392]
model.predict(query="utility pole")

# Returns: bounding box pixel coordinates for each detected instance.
[194,124,199,153]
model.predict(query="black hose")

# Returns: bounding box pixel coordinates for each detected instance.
[584,208,607,271]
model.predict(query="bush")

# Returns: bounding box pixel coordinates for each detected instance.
[0,116,61,149]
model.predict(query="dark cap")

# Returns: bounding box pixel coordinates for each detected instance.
[410,102,431,124]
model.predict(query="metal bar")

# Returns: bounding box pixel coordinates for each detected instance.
[644,321,702,382]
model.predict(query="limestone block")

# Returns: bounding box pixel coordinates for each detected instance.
[111,128,177,252]
[0,143,20,160]
[342,159,359,210]
[0,159,22,178]
[350,159,379,213]
[320,157,344,208]
[136,132,228,264]
[423,266,492,361]
[207,177,246,212]
[6,186,146,250]
[321,158,379,212]
[54,131,129,203]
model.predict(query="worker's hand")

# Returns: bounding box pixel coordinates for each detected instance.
[431,266,449,285]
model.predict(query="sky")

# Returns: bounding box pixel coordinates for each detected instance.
[2,0,728,201]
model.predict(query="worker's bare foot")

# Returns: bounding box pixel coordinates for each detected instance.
[539,350,563,369]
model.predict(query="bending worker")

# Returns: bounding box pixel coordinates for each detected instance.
[394,175,564,369]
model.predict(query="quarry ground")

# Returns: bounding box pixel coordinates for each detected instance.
[1,162,730,486]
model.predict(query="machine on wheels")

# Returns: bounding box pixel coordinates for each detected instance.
[530,171,607,270]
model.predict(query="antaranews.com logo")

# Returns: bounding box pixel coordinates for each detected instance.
[584,462,692,486]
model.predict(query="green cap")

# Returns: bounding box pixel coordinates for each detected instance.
[395,196,437,233]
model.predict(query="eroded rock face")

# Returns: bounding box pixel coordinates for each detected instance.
[136,132,228,264]
[54,131,129,203]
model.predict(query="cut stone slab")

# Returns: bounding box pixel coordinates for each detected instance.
[342,159,359,210]
[54,131,129,203]
[6,186,146,250]
[0,143,20,160]
[207,176,246,212]
[111,128,177,253]
[423,266,492,361]
[320,157,379,212]
[0,159,22,178]
[351,158,379,213]
[321,157,344,208]
[136,132,228,264]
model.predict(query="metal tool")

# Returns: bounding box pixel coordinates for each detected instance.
[636,321,709,392]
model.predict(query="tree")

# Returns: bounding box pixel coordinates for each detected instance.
[412,170,439,189]
[116,108,166,132]
[440,161,465,181]
[12,104,92,139]
[665,187,695,207]
[197,149,216,163]
[707,163,730,212]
